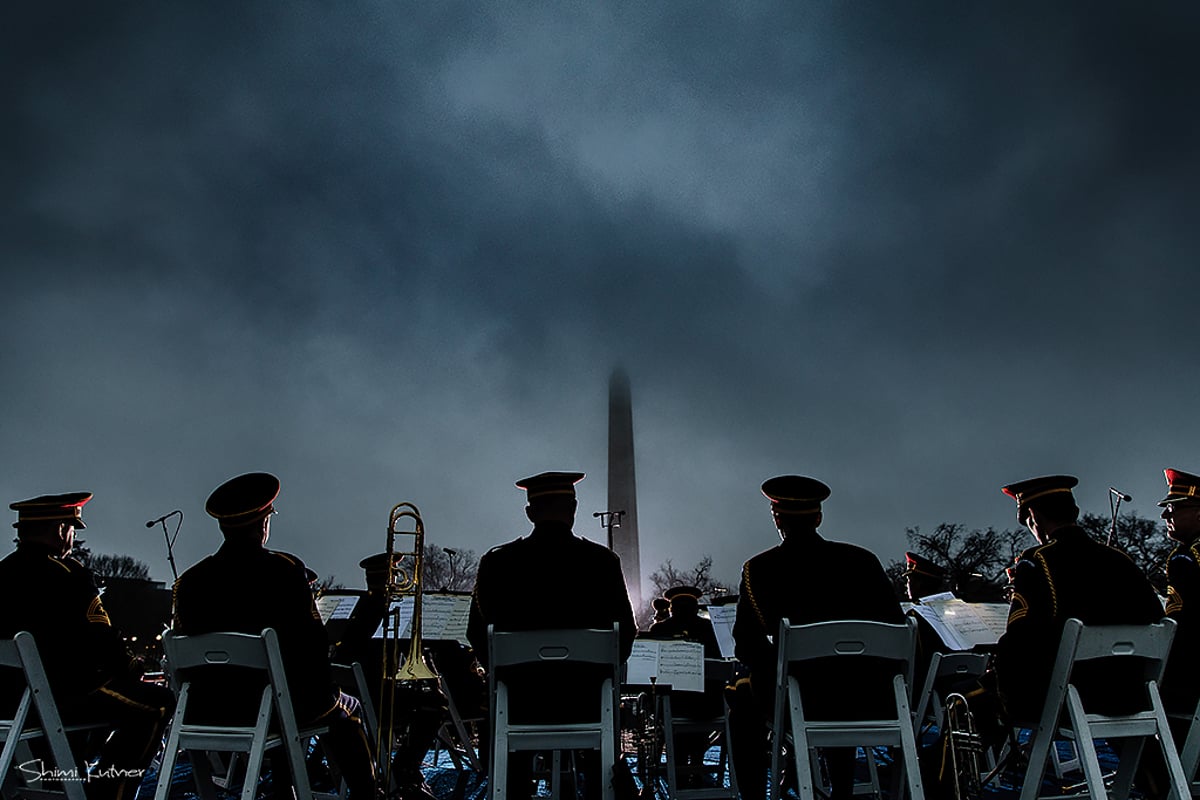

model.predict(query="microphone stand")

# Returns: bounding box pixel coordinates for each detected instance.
[1106,488,1130,547]
[153,511,183,582]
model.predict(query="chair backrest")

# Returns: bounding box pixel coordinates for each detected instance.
[161,627,305,734]
[162,630,272,674]
[776,617,917,695]
[1061,617,1173,672]
[486,623,621,726]
[488,625,621,673]
[1039,617,1174,720]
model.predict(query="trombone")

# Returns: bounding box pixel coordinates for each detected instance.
[377,502,440,785]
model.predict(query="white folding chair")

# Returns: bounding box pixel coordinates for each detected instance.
[1016,617,1189,800]
[487,624,620,800]
[770,618,925,800]
[659,658,738,800]
[1175,695,1200,796]
[155,628,342,800]
[0,632,111,800]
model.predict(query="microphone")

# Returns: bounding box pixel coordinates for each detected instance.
[1109,487,1133,503]
[145,510,181,528]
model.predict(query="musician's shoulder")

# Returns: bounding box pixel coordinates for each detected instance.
[484,536,525,555]
[575,534,618,558]
[1017,541,1052,561]
[266,549,308,571]
[743,542,783,569]
[826,538,879,561]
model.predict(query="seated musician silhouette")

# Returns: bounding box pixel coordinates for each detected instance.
[922,475,1164,797]
[172,472,377,799]
[645,585,724,784]
[728,475,905,800]
[0,492,174,800]
[467,471,636,800]
[332,552,485,800]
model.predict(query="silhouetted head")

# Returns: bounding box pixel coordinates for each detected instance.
[518,471,583,528]
[1002,474,1079,543]
[664,585,702,617]
[207,472,280,547]
[761,475,829,541]
[10,492,91,558]
[904,551,949,601]
[1160,468,1200,544]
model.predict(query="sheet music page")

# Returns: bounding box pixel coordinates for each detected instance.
[907,605,969,650]
[706,604,737,660]
[656,640,704,693]
[316,595,360,625]
[937,600,1008,647]
[372,597,415,639]
[625,640,660,685]
[911,598,1009,649]
[371,594,472,642]
[622,640,704,693]
[420,593,472,644]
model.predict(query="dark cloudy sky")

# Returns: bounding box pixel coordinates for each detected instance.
[5,3,1199,595]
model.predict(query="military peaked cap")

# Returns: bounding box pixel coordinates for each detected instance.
[1160,468,1200,506]
[516,471,584,501]
[10,492,92,529]
[905,551,948,579]
[761,475,830,515]
[664,585,701,601]
[206,472,280,526]
[1002,474,1078,522]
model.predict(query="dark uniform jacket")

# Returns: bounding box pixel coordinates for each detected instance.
[0,543,132,702]
[172,539,336,723]
[466,522,637,723]
[1163,536,1200,713]
[994,525,1164,721]
[733,532,905,719]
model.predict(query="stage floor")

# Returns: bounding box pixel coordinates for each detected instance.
[133,738,1149,800]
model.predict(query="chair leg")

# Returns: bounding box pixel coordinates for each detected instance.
[1020,725,1057,800]
[1065,689,1107,800]
[489,746,507,800]
[893,674,925,800]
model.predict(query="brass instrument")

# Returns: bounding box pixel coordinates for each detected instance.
[377,502,440,786]
[943,692,986,800]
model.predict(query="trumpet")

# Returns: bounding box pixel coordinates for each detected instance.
[377,502,440,785]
